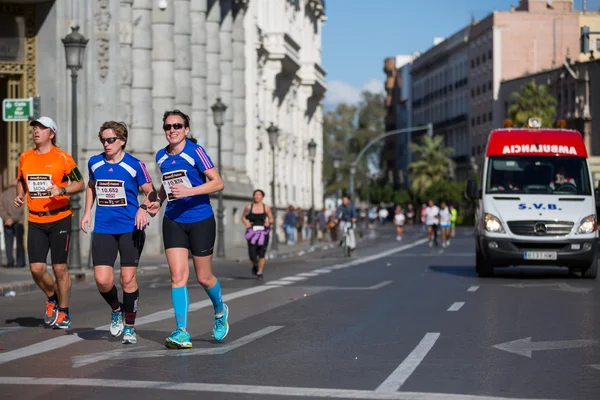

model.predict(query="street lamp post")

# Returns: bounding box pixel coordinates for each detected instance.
[333,155,341,206]
[267,123,280,251]
[211,98,227,259]
[307,139,317,245]
[62,26,88,270]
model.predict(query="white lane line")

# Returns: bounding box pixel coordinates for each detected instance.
[280,276,307,282]
[367,281,393,290]
[0,376,556,400]
[467,286,479,292]
[0,285,275,365]
[0,237,429,365]
[590,364,600,371]
[447,302,465,312]
[312,268,333,274]
[297,272,320,277]
[375,333,441,393]
[72,326,283,368]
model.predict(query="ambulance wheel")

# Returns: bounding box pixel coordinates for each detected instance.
[582,258,598,279]
[476,246,494,278]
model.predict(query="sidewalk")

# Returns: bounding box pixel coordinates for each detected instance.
[0,226,388,296]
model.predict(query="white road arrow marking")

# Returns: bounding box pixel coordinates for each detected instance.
[72,326,283,368]
[493,337,598,358]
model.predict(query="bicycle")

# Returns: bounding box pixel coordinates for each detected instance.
[340,221,355,258]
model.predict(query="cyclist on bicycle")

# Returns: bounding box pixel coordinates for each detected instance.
[333,194,358,252]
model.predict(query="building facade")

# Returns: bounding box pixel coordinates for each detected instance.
[0,0,326,257]
[411,27,472,180]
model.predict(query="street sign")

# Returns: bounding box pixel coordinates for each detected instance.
[2,98,33,122]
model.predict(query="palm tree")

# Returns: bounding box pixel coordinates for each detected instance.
[508,80,557,128]
[409,135,454,199]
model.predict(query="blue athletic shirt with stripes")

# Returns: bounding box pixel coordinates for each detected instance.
[156,139,215,224]
[88,152,152,234]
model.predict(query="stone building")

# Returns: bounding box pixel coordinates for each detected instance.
[0,0,326,258]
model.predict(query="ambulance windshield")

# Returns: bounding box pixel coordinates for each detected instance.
[486,156,591,195]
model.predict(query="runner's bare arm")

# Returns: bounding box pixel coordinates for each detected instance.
[265,205,275,227]
[81,179,96,234]
[169,167,224,199]
[241,205,251,224]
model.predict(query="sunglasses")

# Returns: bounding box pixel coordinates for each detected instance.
[163,123,185,131]
[100,137,120,144]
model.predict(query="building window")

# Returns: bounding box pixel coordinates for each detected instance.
[472,117,475,126]
[488,81,492,90]
[489,50,492,59]
[476,87,480,95]
[482,53,486,62]
[472,147,475,156]
[477,116,480,125]
[471,60,475,68]
[471,88,475,97]
[477,145,481,154]
[489,111,493,121]
[476,57,480,66]
[482,83,486,93]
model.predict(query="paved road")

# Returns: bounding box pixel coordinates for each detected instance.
[0,226,599,400]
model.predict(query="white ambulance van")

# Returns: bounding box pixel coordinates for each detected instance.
[466,120,598,279]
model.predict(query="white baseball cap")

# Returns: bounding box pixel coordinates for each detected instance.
[30,116,57,133]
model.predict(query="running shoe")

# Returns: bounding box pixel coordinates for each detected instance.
[44,300,58,326]
[165,328,192,349]
[110,309,124,337]
[122,326,137,344]
[256,273,264,281]
[213,304,229,341]
[53,311,71,329]
[252,263,258,276]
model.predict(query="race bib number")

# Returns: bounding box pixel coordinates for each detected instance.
[162,170,192,201]
[252,225,265,231]
[27,174,53,198]
[96,180,127,206]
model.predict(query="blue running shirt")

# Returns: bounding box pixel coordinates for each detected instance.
[88,153,152,234]
[156,139,215,223]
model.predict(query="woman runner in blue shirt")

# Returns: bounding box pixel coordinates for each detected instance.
[150,109,228,349]
[81,121,156,344]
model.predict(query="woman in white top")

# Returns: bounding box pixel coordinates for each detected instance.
[439,201,451,248]
[394,206,405,241]
[424,199,440,247]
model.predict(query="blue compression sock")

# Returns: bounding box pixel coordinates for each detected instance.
[171,286,189,329]
[205,280,224,314]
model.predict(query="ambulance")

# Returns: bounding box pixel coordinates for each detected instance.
[466,118,598,279]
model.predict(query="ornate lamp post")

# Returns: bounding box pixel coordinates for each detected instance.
[308,139,317,245]
[211,98,227,258]
[267,123,280,251]
[62,26,88,270]
[333,155,341,206]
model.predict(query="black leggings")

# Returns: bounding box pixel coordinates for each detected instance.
[247,235,270,263]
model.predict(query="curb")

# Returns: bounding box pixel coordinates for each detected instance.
[0,270,91,297]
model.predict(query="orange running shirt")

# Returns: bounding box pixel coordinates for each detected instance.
[17,147,79,224]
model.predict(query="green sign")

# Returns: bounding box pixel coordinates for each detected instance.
[2,98,33,122]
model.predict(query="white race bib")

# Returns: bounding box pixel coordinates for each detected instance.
[27,174,53,198]
[96,180,127,206]
[162,170,192,201]
[252,225,265,231]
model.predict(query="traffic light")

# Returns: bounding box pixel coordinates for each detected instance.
[581,26,590,54]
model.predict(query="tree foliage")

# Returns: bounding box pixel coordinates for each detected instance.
[322,91,386,197]
[408,135,455,199]
[508,80,557,128]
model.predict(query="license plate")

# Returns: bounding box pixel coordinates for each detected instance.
[524,252,557,260]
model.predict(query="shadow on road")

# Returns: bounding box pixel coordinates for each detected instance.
[428,264,581,280]
[4,317,45,327]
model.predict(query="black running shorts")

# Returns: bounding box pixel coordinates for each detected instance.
[28,216,72,265]
[92,231,145,267]
[247,234,270,262]
[162,215,216,257]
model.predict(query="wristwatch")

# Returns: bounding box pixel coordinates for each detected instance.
[61,187,67,196]
[139,204,148,211]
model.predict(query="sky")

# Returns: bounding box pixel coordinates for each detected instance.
[322,0,600,107]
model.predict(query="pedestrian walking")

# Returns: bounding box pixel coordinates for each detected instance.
[424,199,440,247]
[150,109,228,349]
[283,206,297,245]
[0,179,25,268]
[241,189,274,280]
[405,204,415,226]
[394,206,405,241]
[14,117,85,329]
[80,121,156,344]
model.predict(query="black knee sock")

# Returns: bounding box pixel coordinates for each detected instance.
[123,289,139,326]
[48,292,58,303]
[100,285,120,311]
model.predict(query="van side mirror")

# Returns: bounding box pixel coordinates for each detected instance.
[466,179,480,200]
